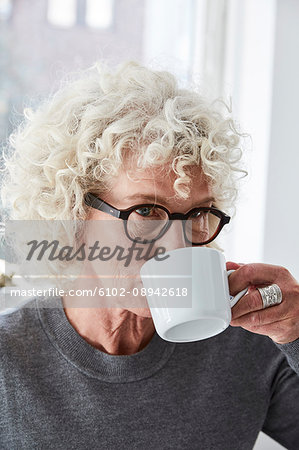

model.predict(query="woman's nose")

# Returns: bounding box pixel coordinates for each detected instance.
[159,220,190,253]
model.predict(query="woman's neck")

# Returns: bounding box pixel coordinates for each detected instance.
[63,300,155,355]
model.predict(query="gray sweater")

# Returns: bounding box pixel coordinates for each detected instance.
[1,295,299,450]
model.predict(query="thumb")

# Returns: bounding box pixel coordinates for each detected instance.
[226,261,242,271]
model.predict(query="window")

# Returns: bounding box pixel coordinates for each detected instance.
[0,0,12,21]
[47,0,76,28]
[85,0,114,29]
[47,0,114,29]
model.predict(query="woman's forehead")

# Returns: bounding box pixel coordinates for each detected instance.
[106,164,213,206]
[121,163,207,182]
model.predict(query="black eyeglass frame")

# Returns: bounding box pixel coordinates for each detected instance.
[84,192,231,245]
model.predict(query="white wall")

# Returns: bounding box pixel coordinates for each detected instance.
[263,0,299,280]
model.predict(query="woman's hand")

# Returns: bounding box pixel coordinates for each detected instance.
[226,262,299,344]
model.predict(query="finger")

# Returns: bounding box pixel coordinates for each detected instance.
[231,289,263,320]
[231,296,290,327]
[228,263,282,295]
[232,319,299,344]
[226,261,241,271]
[230,315,299,344]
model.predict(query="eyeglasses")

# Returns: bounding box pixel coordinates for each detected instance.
[84,193,230,245]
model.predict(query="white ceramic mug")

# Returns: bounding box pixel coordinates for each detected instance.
[140,247,248,342]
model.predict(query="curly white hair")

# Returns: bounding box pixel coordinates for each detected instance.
[1,60,247,222]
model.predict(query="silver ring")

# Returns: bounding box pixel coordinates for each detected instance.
[257,284,283,309]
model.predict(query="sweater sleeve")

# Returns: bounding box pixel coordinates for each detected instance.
[261,340,299,450]
[274,337,299,375]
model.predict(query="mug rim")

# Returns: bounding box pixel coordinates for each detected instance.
[140,246,222,274]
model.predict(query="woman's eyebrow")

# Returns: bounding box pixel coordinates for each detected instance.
[123,194,215,206]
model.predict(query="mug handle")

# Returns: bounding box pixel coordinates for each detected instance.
[227,269,248,307]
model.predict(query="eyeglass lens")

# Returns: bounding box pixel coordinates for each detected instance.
[126,206,221,244]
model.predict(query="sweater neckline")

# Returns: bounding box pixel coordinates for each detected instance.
[36,295,176,383]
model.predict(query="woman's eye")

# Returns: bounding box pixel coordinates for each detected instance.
[191,211,205,219]
[135,207,153,217]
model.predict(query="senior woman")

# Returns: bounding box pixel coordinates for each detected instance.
[1,61,299,449]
